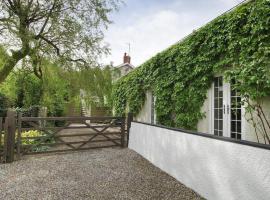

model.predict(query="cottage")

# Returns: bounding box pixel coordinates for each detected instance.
[113,0,270,144]
[116,53,134,77]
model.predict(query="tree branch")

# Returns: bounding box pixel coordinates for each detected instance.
[38,34,60,55]
[67,58,87,64]
[36,0,56,37]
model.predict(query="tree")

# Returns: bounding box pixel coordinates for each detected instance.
[0,0,119,83]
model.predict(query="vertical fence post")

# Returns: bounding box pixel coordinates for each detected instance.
[3,117,8,163]
[0,117,2,149]
[17,112,22,159]
[120,117,125,148]
[4,110,16,163]
[127,113,133,147]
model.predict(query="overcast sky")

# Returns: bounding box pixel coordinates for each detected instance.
[101,0,243,67]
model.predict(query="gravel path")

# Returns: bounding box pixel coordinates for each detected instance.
[0,148,203,200]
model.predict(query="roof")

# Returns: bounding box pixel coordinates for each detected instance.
[117,63,135,69]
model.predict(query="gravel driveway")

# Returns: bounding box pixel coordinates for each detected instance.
[0,148,203,200]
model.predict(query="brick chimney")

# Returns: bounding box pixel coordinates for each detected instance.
[123,52,131,64]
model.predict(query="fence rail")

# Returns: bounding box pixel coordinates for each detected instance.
[0,110,133,163]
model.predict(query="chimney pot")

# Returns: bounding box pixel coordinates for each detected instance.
[123,52,131,64]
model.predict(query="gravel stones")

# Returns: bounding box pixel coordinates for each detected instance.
[0,148,203,200]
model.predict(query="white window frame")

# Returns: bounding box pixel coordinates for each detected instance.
[210,76,245,139]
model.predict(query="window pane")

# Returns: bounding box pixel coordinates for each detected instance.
[237,134,241,140]
[237,121,241,133]
[219,99,223,107]
[219,77,223,86]
[231,121,236,132]
[237,109,241,120]
[218,109,223,119]
[237,97,241,106]
[231,110,236,120]
[214,88,218,97]
[214,109,218,119]
[219,91,223,97]
[219,131,223,136]
[231,89,236,97]
[214,98,218,108]
[214,120,218,129]
[219,120,223,130]
[214,78,218,86]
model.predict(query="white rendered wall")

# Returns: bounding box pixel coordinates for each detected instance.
[129,122,270,200]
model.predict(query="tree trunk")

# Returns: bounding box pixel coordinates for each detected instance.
[0,50,27,83]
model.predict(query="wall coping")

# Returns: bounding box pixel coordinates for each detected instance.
[132,121,270,151]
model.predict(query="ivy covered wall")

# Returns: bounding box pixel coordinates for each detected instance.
[112,0,270,130]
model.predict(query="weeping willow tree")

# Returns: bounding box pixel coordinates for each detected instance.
[0,42,117,116]
[74,66,118,108]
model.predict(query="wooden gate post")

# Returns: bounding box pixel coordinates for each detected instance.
[4,110,16,163]
[0,117,3,162]
[120,117,126,148]
[17,112,22,159]
[126,113,133,147]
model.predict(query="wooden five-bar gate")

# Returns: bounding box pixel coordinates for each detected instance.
[0,110,133,163]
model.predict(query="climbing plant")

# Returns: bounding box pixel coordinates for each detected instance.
[113,0,270,131]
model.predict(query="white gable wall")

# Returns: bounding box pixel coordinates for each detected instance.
[135,91,152,123]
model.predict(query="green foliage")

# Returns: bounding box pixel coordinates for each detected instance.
[0,58,70,117]
[20,130,54,152]
[41,61,70,117]
[21,130,43,145]
[79,66,117,108]
[15,72,42,108]
[0,68,42,108]
[113,0,270,130]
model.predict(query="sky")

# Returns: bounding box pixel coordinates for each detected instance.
[101,0,244,67]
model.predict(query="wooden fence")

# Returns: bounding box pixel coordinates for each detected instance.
[0,110,133,163]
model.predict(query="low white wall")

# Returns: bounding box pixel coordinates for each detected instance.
[129,122,270,200]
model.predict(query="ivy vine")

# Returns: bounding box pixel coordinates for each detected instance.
[112,0,270,130]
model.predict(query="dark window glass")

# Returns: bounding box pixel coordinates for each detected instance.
[214,109,219,119]
[231,110,236,120]
[237,121,241,132]
[231,89,236,97]
[214,99,218,108]
[219,99,223,107]
[231,121,236,132]
[218,109,223,119]
[219,77,223,86]
[219,131,223,136]
[214,120,218,129]
[214,90,218,98]
[219,121,223,130]
[214,78,218,86]
[237,109,241,120]
[237,134,241,140]
[219,90,223,97]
